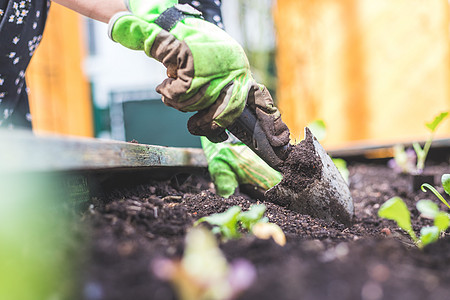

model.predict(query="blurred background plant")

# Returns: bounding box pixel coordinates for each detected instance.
[0,173,82,299]
[388,112,449,174]
[152,227,256,300]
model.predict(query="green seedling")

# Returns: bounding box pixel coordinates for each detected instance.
[195,206,242,239]
[378,196,449,248]
[378,197,419,244]
[416,199,449,246]
[421,174,450,209]
[194,204,285,245]
[152,227,256,300]
[412,111,448,173]
[238,204,268,231]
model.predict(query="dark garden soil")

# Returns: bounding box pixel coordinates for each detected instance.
[79,157,450,300]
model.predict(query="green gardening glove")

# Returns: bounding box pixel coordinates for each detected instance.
[108,1,290,146]
[108,0,251,141]
[201,136,282,198]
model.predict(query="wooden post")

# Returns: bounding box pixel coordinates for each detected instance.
[26,3,93,137]
[274,0,450,148]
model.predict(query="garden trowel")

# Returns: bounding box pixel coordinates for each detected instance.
[227,106,354,225]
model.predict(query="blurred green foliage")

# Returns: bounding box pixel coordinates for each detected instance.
[0,173,80,299]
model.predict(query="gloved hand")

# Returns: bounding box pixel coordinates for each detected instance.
[108,0,290,146]
[201,136,282,198]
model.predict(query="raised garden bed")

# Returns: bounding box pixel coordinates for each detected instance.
[79,155,450,300]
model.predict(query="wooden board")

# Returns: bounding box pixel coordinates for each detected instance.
[0,130,207,173]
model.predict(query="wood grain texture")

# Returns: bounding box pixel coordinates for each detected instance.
[0,130,207,173]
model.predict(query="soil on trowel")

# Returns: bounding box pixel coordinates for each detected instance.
[277,130,322,193]
[265,128,322,208]
[78,160,450,300]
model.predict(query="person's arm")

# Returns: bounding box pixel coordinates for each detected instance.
[52,0,128,23]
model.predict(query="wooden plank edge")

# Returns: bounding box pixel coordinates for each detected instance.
[0,129,207,173]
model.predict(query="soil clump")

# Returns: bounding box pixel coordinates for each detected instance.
[277,133,323,194]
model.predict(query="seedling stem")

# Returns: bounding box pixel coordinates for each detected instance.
[421,183,450,209]
[414,112,448,173]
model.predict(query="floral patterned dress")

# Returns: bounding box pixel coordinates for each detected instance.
[0,0,50,129]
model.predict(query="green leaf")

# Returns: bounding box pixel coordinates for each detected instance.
[434,212,450,232]
[307,120,327,141]
[421,183,450,209]
[425,112,449,132]
[378,197,412,230]
[416,199,439,219]
[195,206,242,239]
[239,204,266,231]
[195,206,241,226]
[442,174,450,196]
[420,226,439,246]
[378,197,418,243]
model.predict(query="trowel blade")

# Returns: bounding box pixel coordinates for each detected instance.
[265,128,354,226]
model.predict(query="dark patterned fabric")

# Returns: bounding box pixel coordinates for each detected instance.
[179,0,224,29]
[0,0,50,129]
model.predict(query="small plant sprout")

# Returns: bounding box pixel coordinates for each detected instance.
[194,204,286,246]
[416,199,449,246]
[378,197,449,248]
[412,111,448,173]
[378,197,419,245]
[237,204,268,231]
[195,206,242,239]
[152,227,256,300]
[420,174,450,209]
